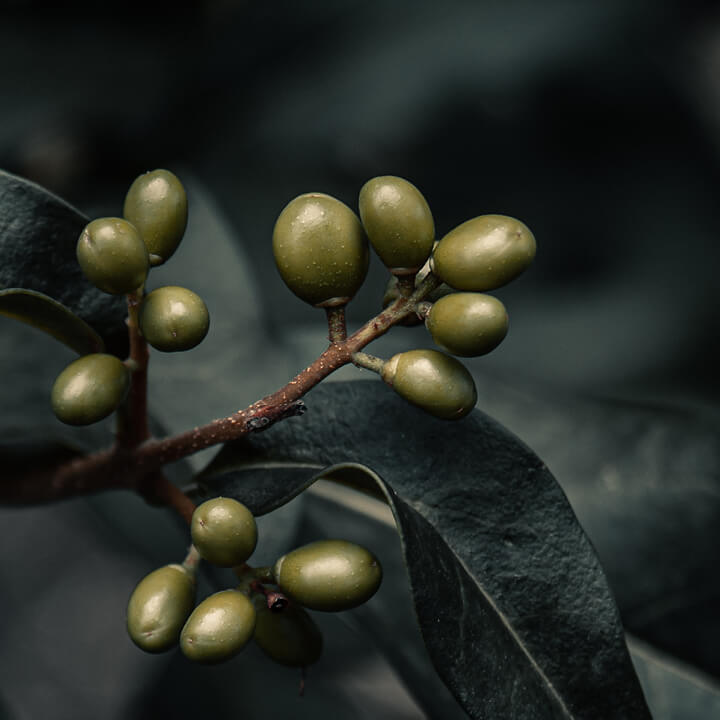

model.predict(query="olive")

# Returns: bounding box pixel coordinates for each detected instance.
[358,176,434,273]
[127,564,196,653]
[190,497,258,568]
[76,218,149,295]
[272,193,369,307]
[431,215,535,291]
[273,539,382,612]
[253,598,323,667]
[123,169,188,265]
[381,349,477,420]
[51,353,130,426]
[426,293,508,357]
[180,589,256,664]
[139,286,209,352]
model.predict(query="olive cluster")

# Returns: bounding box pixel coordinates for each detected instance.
[51,170,210,425]
[272,176,535,420]
[127,497,382,667]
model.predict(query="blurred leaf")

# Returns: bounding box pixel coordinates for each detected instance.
[0,288,104,355]
[0,169,127,355]
[195,381,650,720]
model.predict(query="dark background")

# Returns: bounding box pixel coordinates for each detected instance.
[2,1,720,718]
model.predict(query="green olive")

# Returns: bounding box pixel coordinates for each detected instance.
[272,193,369,307]
[76,218,149,294]
[139,286,209,352]
[253,598,323,667]
[123,169,188,265]
[180,589,256,664]
[381,349,477,420]
[190,497,258,568]
[358,176,434,273]
[51,353,130,426]
[431,215,535,291]
[273,539,382,612]
[426,293,508,357]
[127,564,196,653]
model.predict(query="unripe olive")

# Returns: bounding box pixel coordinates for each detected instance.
[76,218,149,294]
[127,564,196,653]
[273,539,382,612]
[426,293,508,357]
[381,349,477,420]
[123,169,188,265]
[272,193,369,307]
[431,215,535,291]
[191,497,258,568]
[358,176,434,273]
[139,285,209,352]
[253,599,323,667]
[51,353,130,425]
[180,589,256,664]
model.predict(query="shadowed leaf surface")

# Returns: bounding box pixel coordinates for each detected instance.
[196,381,650,719]
[0,288,104,355]
[0,169,127,355]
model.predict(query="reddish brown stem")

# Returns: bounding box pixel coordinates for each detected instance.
[24,274,442,517]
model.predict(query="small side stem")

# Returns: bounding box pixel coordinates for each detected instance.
[352,351,385,374]
[118,291,150,448]
[325,305,347,343]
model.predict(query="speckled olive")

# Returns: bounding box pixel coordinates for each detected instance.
[253,598,323,667]
[381,349,477,420]
[51,353,130,426]
[431,215,535,291]
[272,193,369,307]
[273,539,382,612]
[123,169,188,265]
[191,497,258,568]
[180,589,256,664]
[139,286,209,352]
[426,293,508,357]
[358,176,434,273]
[76,218,149,294]
[127,564,196,653]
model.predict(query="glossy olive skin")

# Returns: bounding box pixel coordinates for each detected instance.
[381,349,477,420]
[272,193,369,307]
[431,215,535,291]
[51,353,130,425]
[358,176,434,273]
[426,293,508,357]
[123,169,188,265]
[139,286,209,352]
[127,564,196,653]
[180,589,256,664]
[191,497,258,568]
[273,539,382,612]
[76,218,149,294]
[253,599,323,667]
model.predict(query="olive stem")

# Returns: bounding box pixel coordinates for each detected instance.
[415,301,432,320]
[19,274,442,516]
[325,305,347,343]
[351,351,385,374]
[395,274,415,297]
[182,544,202,573]
[117,290,150,449]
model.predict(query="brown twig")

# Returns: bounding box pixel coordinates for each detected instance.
[22,273,442,517]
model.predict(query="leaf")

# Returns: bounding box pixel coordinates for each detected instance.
[195,381,651,720]
[0,169,127,355]
[628,636,720,720]
[463,371,720,677]
[0,288,104,355]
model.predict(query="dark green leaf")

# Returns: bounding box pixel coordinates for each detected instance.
[465,372,720,677]
[0,288,104,355]
[0,169,127,355]
[196,381,650,720]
